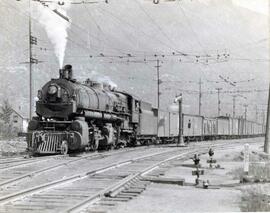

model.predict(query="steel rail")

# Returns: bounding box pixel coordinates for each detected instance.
[0,147,192,205]
[0,158,52,170]
[65,149,199,213]
[0,146,152,188]
[0,159,33,165]
[66,141,261,212]
[0,138,262,212]
[0,154,72,170]
[0,145,155,171]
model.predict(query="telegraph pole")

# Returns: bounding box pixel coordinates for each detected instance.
[155,59,161,109]
[198,78,202,115]
[29,0,33,119]
[231,95,236,134]
[264,83,270,153]
[216,88,222,116]
[28,0,38,119]
[154,59,161,138]
[243,104,248,121]
[263,111,266,126]
[243,104,248,134]
[232,95,236,118]
[27,0,70,119]
[168,111,171,136]
[255,105,258,122]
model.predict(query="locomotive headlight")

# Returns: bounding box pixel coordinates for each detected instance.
[48,85,57,95]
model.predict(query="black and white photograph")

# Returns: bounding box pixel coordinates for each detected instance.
[0,0,269,212]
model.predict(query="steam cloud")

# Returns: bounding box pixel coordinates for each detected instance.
[169,103,190,112]
[169,104,179,112]
[88,70,118,90]
[34,3,71,67]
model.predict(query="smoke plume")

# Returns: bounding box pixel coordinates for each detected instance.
[34,3,71,67]
[88,70,118,90]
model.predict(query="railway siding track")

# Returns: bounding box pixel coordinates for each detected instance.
[77,142,256,213]
[0,153,101,187]
[67,141,260,213]
[0,144,212,213]
[0,157,92,188]
[0,139,261,213]
[0,157,53,170]
[0,146,153,188]
[67,149,197,213]
[0,146,181,197]
[0,147,196,213]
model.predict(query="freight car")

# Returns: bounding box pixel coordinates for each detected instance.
[157,113,265,142]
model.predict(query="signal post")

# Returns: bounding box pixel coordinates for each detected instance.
[175,94,185,146]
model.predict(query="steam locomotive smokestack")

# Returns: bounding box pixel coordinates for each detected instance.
[60,64,73,80]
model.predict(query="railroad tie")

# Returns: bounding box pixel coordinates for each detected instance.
[96,201,117,206]
[122,188,144,194]
[118,192,139,197]
[103,197,130,202]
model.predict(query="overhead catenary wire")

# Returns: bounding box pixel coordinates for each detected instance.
[3,1,268,68]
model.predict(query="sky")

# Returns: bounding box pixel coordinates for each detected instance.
[232,0,269,15]
[0,0,269,121]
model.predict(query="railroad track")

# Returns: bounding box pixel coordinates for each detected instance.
[0,147,193,213]
[0,138,259,213]
[0,156,56,170]
[0,146,164,189]
[67,141,256,213]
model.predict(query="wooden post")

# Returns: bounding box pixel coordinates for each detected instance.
[244,144,249,175]
[175,94,184,146]
[264,83,270,153]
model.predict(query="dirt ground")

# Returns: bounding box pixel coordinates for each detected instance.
[0,137,27,156]
[110,138,270,212]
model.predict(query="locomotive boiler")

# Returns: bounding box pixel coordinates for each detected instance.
[27,65,141,154]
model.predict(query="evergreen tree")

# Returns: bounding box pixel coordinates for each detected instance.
[0,100,13,124]
[0,100,15,139]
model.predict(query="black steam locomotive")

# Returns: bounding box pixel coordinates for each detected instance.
[27,64,265,155]
[27,65,157,154]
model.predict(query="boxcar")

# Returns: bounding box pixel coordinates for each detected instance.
[183,114,203,141]
[158,111,178,142]
[246,120,253,135]
[230,118,239,136]
[217,116,230,137]
[203,117,217,140]
[155,110,264,144]
[137,101,158,143]
[157,110,170,138]
[168,112,179,137]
